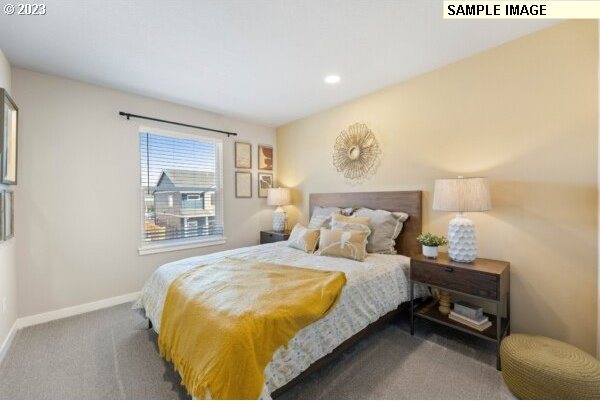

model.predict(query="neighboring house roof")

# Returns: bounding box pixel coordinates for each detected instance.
[155,169,216,192]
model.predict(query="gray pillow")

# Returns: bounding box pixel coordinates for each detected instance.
[308,206,354,229]
[352,208,409,254]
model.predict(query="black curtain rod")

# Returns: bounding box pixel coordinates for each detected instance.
[119,111,237,137]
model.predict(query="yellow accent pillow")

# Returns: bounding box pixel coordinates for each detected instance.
[331,213,370,226]
[287,223,320,253]
[317,228,369,261]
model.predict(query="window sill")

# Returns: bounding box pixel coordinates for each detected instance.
[138,236,227,256]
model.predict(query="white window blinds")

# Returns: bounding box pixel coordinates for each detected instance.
[140,129,224,247]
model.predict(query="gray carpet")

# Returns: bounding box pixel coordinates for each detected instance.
[0,303,514,399]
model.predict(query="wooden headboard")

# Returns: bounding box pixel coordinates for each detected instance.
[309,191,422,257]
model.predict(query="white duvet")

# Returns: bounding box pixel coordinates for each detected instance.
[135,241,429,398]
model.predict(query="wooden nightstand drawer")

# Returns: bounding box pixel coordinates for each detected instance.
[411,260,499,300]
[260,231,289,244]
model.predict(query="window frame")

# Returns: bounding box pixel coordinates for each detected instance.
[137,125,226,256]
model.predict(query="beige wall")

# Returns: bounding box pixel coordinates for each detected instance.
[12,69,276,317]
[0,49,16,351]
[277,21,598,354]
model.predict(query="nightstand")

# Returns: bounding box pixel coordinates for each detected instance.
[409,253,510,370]
[260,230,290,244]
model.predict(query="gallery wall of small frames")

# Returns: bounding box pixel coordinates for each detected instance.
[234,141,273,198]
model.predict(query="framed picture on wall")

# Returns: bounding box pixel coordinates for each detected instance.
[258,144,273,171]
[235,141,252,169]
[0,191,4,242]
[258,173,273,198]
[0,89,18,185]
[235,171,252,198]
[3,190,13,240]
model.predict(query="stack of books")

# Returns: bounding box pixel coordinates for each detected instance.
[448,301,491,331]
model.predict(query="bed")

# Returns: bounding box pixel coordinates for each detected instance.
[136,191,429,399]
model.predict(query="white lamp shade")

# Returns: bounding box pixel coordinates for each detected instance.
[433,177,491,212]
[267,188,291,206]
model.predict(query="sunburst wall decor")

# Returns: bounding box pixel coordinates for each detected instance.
[333,123,381,182]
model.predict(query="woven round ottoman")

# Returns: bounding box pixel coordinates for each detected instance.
[500,334,600,399]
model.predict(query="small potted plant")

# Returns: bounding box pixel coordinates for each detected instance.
[416,232,448,259]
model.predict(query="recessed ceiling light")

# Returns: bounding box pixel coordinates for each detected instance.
[324,75,341,84]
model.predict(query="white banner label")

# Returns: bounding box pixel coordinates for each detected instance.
[444,1,600,19]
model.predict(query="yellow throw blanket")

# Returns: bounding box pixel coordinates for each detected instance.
[158,258,347,400]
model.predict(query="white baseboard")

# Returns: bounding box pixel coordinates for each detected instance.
[0,292,141,364]
[0,320,18,364]
[16,291,141,329]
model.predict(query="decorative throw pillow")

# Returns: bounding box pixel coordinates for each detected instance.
[331,213,370,226]
[307,207,354,229]
[287,223,320,253]
[331,220,371,236]
[352,208,409,254]
[316,228,369,262]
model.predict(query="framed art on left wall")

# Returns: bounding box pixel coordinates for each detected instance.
[0,89,18,185]
[1,190,13,240]
[0,191,3,242]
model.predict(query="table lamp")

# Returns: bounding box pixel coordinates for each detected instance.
[267,188,291,232]
[432,176,491,263]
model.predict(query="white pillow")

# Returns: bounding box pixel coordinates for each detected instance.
[352,208,409,254]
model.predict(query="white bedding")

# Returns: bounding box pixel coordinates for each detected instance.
[135,241,429,398]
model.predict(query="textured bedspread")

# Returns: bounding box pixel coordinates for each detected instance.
[136,242,429,398]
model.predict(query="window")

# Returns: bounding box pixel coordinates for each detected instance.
[139,128,224,254]
[182,192,205,210]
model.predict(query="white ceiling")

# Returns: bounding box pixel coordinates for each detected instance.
[0,0,556,127]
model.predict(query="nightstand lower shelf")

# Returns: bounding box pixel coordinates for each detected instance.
[414,300,509,342]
